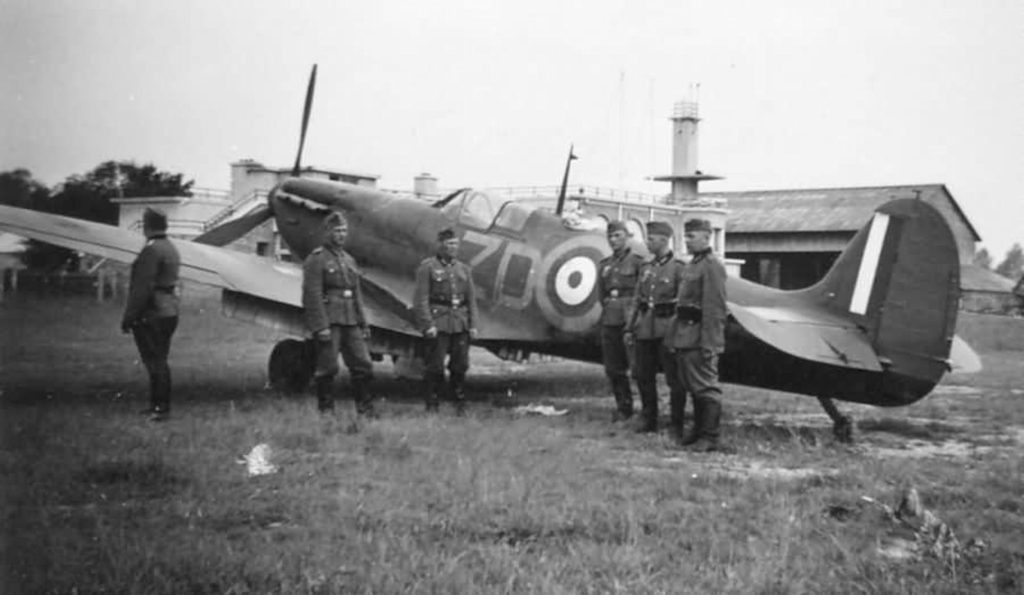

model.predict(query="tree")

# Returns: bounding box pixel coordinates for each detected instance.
[1,162,194,270]
[972,248,992,270]
[0,169,76,270]
[995,243,1023,280]
[0,168,50,210]
[49,160,194,225]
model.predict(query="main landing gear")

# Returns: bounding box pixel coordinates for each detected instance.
[268,339,315,393]
[817,397,855,443]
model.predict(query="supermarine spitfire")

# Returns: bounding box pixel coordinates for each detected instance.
[0,66,979,438]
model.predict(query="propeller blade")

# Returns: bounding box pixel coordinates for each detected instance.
[291,64,318,177]
[193,204,273,246]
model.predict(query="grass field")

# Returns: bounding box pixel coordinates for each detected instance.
[2,293,1023,593]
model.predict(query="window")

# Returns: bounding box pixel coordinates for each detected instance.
[493,202,534,232]
[459,191,503,229]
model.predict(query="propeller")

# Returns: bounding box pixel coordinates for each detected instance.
[292,64,318,177]
[196,64,319,246]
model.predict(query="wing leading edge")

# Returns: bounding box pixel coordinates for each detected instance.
[0,205,418,337]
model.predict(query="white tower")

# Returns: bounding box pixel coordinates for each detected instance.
[652,86,722,204]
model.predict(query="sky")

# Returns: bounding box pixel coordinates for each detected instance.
[2,0,1022,258]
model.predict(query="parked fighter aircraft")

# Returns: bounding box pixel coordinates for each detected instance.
[0,66,979,439]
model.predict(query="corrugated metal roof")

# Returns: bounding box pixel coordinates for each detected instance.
[706,184,980,241]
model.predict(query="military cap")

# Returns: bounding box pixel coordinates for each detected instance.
[645,220,674,238]
[437,228,457,242]
[323,211,348,227]
[142,208,168,231]
[684,218,712,233]
[606,220,628,234]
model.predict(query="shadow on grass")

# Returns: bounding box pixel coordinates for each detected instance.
[730,421,829,447]
[76,459,188,501]
[857,418,963,441]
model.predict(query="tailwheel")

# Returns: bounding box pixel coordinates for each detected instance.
[817,397,855,443]
[268,339,314,393]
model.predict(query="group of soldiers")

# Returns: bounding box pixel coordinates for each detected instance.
[598,219,728,452]
[300,213,477,418]
[124,209,727,452]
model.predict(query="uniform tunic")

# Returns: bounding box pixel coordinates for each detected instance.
[627,251,688,427]
[413,254,478,379]
[669,248,727,411]
[302,244,373,380]
[123,234,181,414]
[597,247,644,406]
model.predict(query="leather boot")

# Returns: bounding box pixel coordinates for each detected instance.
[612,377,634,421]
[635,381,658,433]
[451,374,467,417]
[315,376,334,413]
[669,390,688,443]
[352,378,377,418]
[686,398,721,452]
[425,374,442,412]
[678,398,702,447]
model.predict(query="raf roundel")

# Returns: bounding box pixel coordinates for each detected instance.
[554,256,597,306]
[534,234,608,333]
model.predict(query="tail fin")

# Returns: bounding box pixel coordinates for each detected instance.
[803,198,961,399]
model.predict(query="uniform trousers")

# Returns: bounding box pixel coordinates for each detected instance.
[600,325,634,413]
[314,324,373,381]
[424,332,470,381]
[633,337,686,428]
[132,316,178,413]
[674,348,722,434]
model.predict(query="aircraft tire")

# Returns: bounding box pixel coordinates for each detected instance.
[268,339,314,393]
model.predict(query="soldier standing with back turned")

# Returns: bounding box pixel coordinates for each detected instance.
[668,218,728,451]
[625,221,688,435]
[121,208,180,422]
[597,220,644,421]
[302,212,376,416]
[413,228,479,415]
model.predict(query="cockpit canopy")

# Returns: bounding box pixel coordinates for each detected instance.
[441,189,606,234]
[442,189,538,233]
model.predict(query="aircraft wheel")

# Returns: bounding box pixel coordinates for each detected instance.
[268,339,314,393]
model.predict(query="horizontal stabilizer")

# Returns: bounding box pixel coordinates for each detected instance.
[729,302,882,371]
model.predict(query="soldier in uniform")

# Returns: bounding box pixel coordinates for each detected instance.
[625,221,688,434]
[668,218,728,451]
[121,208,181,422]
[413,228,479,414]
[597,220,644,421]
[302,212,376,416]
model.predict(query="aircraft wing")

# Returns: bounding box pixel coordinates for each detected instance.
[0,205,419,336]
[728,302,883,371]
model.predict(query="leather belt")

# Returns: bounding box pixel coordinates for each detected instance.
[430,297,465,307]
[676,305,703,323]
[155,286,176,293]
[637,302,676,317]
[605,289,634,299]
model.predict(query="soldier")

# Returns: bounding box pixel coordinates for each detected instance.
[668,218,728,452]
[597,220,644,421]
[625,221,687,434]
[413,228,479,414]
[121,208,180,422]
[302,212,375,416]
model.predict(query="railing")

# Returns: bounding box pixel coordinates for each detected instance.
[484,185,663,204]
[202,190,269,230]
[184,187,231,203]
